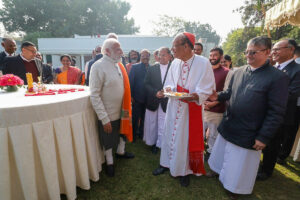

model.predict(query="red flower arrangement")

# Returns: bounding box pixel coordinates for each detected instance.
[0,74,24,92]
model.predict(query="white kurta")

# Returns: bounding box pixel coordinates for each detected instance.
[208,135,261,194]
[143,64,168,147]
[160,55,215,177]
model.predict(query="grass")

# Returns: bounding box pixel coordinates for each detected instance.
[65,140,300,200]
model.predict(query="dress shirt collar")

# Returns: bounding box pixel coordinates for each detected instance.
[295,58,300,64]
[4,51,15,56]
[276,59,294,70]
[20,53,35,62]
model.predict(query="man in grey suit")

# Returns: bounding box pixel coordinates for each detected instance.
[2,41,42,84]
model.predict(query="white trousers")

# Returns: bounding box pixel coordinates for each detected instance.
[208,134,261,194]
[204,112,223,153]
[143,105,166,148]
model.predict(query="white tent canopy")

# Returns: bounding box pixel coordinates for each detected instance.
[265,0,300,28]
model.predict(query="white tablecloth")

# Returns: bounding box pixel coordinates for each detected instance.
[0,85,104,200]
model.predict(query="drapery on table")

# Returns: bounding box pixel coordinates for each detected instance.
[0,85,105,200]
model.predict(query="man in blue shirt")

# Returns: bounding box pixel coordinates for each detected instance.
[129,49,151,141]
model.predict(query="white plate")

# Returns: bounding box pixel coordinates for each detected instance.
[164,92,192,99]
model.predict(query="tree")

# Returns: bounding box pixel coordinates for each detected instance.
[0,0,139,41]
[223,28,261,67]
[152,15,221,45]
[223,0,300,67]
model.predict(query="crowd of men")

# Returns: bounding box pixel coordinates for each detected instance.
[1,32,300,199]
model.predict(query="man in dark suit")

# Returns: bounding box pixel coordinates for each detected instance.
[258,39,300,180]
[129,49,151,141]
[36,52,53,83]
[143,47,172,153]
[0,38,17,71]
[85,45,102,86]
[2,41,42,84]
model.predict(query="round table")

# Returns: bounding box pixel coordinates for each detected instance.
[0,85,104,200]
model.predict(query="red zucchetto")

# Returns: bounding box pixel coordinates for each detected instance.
[183,32,195,46]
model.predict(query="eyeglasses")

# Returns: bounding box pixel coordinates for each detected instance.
[24,48,37,54]
[271,46,290,52]
[243,49,267,56]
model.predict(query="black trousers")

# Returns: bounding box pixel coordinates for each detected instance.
[261,123,298,175]
[132,101,146,141]
[278,123,299,160]
[261,127,282,176]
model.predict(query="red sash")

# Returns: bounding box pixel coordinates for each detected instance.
[177,85,206,175]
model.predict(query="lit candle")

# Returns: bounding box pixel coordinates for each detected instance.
[26,73,33,90]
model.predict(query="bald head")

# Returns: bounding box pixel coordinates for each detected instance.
[1,38,17,55]
[140,49,150,65]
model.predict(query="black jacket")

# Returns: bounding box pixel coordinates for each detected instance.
[144,63,171,112]
[42,63,53,84]
[0,51,7,71]
[280,60,300,125]
[86,53,103,86]
[129,62,149,104]
[2,55,43,85]
[217,63,289,149]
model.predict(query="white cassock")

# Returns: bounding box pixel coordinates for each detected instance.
[208,135,261,194]
[160,55,215,177]
[143,64,168,147]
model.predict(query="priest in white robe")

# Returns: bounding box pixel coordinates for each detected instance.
[143,47,172,153]
[152,32,215,187]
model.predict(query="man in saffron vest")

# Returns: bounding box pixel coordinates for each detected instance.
[90,38,134,177]
[153,32,215,187]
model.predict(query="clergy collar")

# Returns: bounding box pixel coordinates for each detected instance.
[183,55,195,65]
[20,53,35,62]
[159,63,168,67]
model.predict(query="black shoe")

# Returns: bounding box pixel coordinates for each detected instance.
[225,190,239,200]
[277,158,286,165]
[206,170,219,178]
[204,152,211,162]
[106,164,114,177]
[151,145,159,154]
[115,152,135,159]
[152,166,169,176]
[179,176,190,187]
[256,172,271,181]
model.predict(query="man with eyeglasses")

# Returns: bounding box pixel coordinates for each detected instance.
[2,41,42,84]
[258,39,300,180]
[207,36,288,197]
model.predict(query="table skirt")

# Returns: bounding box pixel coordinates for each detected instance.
[0,107,104,200]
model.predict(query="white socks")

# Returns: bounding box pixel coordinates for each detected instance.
[105,149,113,165]
[116,137,125,155]
[105,137,126,164]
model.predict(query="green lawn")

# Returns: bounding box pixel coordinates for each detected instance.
[70,140,300,200]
